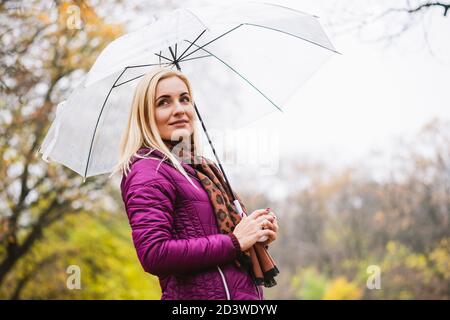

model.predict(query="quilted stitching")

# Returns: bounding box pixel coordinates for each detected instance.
[121,156,262,300]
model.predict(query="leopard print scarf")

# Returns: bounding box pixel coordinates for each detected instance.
[161,137,279,288]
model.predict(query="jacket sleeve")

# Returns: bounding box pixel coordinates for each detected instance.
[123,176,238,277]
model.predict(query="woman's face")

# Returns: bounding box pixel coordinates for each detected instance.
[154,76,194,141]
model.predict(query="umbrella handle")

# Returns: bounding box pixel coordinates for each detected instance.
[233,200,269,243]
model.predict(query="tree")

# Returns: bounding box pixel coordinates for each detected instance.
[0,0,251,297]
[325,0,450,54]
[267,118,450,299]
[0,0,126,287]
[0,209,162,299]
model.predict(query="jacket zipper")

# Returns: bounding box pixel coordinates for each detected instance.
[216,266,231,300]
[255,282,262,300]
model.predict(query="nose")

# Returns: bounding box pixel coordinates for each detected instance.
[173,100,187,116]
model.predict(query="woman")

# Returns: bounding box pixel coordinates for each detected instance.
[113,67,279,300]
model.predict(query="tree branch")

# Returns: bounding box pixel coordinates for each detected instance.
[407,2,450,16]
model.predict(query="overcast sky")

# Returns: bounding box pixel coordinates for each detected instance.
[124,0,450,177]
[228,0,450,172]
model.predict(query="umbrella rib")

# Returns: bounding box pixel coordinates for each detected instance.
[168,46,179,69]
[184,40,283,112]
[84,68,128,179]
[178,54,213,62]
[114,74,145,87]
[127,62,172,69]
[243,22,341,55]
[114,62,172,87]
[180,22,340,67]
[177,29,208,62]
[256,2,320,18]
[154,52,174,63]
[178,24,243,62]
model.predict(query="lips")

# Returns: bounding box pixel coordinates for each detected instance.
[169,120,189,125]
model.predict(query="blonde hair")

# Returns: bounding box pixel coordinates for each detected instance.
[110,67,202,189]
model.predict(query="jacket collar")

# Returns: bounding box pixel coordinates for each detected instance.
[136,146,197,177]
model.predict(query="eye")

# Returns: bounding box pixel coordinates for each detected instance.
[158,99,168,107]
[181,96,190,103]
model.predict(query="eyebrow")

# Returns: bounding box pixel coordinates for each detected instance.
[156,92,189,101]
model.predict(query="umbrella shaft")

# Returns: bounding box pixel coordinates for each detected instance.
[173,62,239,210]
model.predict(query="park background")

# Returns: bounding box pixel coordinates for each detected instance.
[0,0,449,299]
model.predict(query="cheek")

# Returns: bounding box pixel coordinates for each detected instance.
[154,109,170,127]
[187,105,195,119]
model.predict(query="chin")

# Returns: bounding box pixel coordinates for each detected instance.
[169,128,193,139]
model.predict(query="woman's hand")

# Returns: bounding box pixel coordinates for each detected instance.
[232,208,276,251]
[261,211,279,247]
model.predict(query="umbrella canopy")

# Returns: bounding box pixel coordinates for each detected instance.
[38,1,339,181]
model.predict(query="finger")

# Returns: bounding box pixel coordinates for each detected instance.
[265,231,276,243]
[262,220,275,231]
[265,230,277,243]
[249,208,271,220]
[272,219,279,232]
[266,213,278,230]
[256,215,274,223]
[267,228,276,239]
[262,229,277,246]
[256,215,274,225]
[260,229,276,239]
[267,211,278,220]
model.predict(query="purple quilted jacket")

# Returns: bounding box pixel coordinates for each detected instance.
[120,147,264,300]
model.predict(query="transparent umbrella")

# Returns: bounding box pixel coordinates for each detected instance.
[38,1,340,215]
